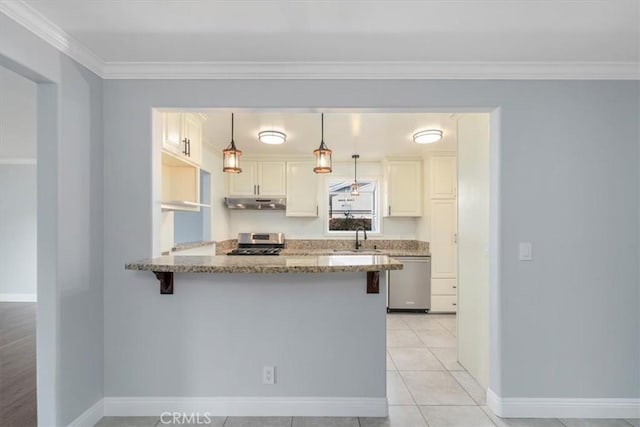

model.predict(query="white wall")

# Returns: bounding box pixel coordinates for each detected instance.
[0,65,37,300]
[1,14,105,427]
[456,113,490,388]
[227,160,419,239]
[201,143,231,241]
[103,78,640,408]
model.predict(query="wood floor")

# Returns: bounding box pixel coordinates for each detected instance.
[0,302,37,427]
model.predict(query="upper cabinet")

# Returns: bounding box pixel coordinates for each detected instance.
[384,159,423,217]
[161,112,203,166]
[286,161,318,217]
[430,156,457,199]
[228,160,286,196]
[161,151,200,211]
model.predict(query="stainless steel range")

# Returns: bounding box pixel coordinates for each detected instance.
[227,233,285,256]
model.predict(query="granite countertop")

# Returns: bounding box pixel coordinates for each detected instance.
[125,254,403,274]
[171,241,215,252]
[278,248,430,257]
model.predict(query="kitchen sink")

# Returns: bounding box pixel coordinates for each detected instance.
[332,249,382,254]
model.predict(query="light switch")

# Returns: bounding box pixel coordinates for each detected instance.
[519,242,533,261]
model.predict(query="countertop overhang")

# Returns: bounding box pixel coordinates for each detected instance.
[126,254,402,295]
[126,254,403,274]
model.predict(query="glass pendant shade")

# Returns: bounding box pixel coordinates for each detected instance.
[350,182,360,196]
[223,113,242,173]
[350,154,360,196]
[313,113,332,173]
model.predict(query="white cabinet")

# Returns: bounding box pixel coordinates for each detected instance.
[430,156,457,199]
[286,161,318,217]
[161,151,200,211]
[228,161,286,196]
[384,159,422,217]
[161,112,202,166]
[429,154,457,313]
[228,160,258,196]
[430,199,457,278]
[257,161,287,196]
[182,113,202,165]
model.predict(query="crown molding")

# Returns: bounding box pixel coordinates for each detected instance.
[104,60,640,80]
[2,1,639,81]
[0,0,104,77]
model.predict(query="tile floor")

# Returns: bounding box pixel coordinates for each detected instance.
[94,313,639,427]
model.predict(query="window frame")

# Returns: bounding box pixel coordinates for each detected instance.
[323,175,383,236]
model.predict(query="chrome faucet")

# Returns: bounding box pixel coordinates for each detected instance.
[355,226,368,250]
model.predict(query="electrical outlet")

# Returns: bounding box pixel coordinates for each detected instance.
[263,366,275,385]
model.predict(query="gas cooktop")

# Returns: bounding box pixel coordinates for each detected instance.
[226,232,285,256]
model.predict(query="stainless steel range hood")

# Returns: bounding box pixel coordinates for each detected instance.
[224,197,286,210]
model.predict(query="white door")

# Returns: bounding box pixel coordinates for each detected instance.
[228,161,257,196]
[457,113,490,388]
[257,161,286,196]
[387,160,422,217]
[430,199,457,278]
[182,113,202,166]
[430,156,457,199]
[161,112,184,156]
[286,161,318,216]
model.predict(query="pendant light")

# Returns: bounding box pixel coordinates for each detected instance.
[313,113,332,173]
[223,113,242,173]
[350,154,360,196]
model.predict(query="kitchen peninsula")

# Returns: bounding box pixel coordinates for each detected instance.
[126,254,402,294]
[124,253,402,417]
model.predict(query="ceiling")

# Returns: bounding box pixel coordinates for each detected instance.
[2,1,638,79]
[17,1,640,63]
[199,111,458,160]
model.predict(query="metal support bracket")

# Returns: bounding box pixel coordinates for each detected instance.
[153,272,174,294]
[367,271,380,294]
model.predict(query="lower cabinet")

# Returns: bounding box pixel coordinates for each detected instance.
[430,278,457,313]
[430,295,457,313]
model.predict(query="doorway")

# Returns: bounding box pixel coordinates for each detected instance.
[0,65,38,426]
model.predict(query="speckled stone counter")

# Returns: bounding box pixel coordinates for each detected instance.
[126,254,403,274]
[279,249,430,257]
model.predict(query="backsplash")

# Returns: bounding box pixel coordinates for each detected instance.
[285,239,429,251]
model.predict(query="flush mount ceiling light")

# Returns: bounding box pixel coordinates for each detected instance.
[351,154,360,196]
[258,130,287,145]
[413,129,443,144]
[313,113,332,174]
[222,113,242,173]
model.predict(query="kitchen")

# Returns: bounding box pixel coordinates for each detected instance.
[125,109,490,419]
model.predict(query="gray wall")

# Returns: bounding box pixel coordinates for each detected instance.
[0,65,37,299]
[1,14,105,426]
[0,165,37,297]
[103,79,640,400]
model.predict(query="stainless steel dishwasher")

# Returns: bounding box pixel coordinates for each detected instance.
[388,256,431,312]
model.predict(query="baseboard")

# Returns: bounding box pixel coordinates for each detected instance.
[68,399,104,427]
[487,388,640,419]
[103,396,388,417]
[0,293,37,302]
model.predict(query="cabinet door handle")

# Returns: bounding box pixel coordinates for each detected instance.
[186,138,191,157]
[388,205,391,216]
[316,205,319,216]
[253,185,257,195]
[257,185,260,195]
[452,303,457,306]
[182,138,188,155]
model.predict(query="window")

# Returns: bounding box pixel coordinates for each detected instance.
[327,179,379,233]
